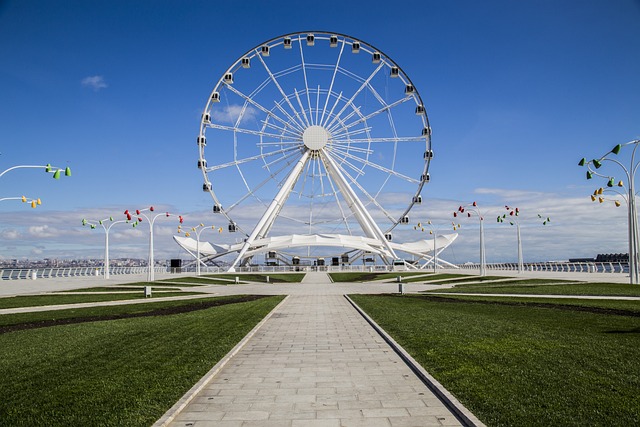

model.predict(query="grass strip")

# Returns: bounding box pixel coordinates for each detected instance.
[0,296,235,327]
[350,294,640,426]
[0,295,284,426]
[203,273,305,283]
[63,287,178,292]
[329,271,461,282]
[434,282,640,296]
[0,291,204,309]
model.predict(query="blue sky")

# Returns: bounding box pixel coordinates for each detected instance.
[0,0,639,264]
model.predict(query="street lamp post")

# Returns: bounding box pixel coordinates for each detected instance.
[0,164,71,180]
[414,220,459,273]
[82,216,137,279]
[497,206,550,274]
[454,202,486,276]
[0,196,41,208]
[177,223,221,275]
[125,207,182,282]
[579,139,640,284]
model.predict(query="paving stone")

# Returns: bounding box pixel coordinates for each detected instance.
[165,293,463,426]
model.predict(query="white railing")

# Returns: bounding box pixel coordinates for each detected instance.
[454,262,627,274]
[0,262,629,280]
[0,266,165,280]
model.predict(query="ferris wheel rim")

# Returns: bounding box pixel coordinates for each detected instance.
[197,30,432,239]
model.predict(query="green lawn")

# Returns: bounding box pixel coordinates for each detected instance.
[432,281,640,296]
[350,294,640,426]
[0,291,205,309]
[0,295,284,426]
[203,273,306,283]
[64,286,178,292]
[329,271,444,282]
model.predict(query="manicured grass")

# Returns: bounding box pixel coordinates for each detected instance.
[156,277,221,285]
[0,291,204,309]
[329,271,442,282]
[397,273,490,283]
[64,286,177,292]
[433,281,640,296]
[418,294,640,314]
[203,273,305,283]
[0,296,236,328]
[0,295,284,426]
[350,294,640,426]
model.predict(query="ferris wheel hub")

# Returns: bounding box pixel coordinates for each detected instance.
[302,125,329,151]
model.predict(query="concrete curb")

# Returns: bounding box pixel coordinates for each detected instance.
[344,295,486,427]
[152,294,290,427]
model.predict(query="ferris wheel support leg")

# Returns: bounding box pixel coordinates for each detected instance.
[228,150,311,272]
[321,151,398,261]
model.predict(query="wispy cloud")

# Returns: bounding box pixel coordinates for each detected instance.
[212,104,258,124]
[81,75,107,91]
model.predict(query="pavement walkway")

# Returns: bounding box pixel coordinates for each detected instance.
[159,294,467,427]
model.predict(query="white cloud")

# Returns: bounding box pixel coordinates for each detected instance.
[1,229,20,240]
[211,105,258,124]
[27,224,61,238]
[81,75,107,91]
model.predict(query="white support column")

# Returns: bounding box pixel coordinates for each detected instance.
[228,150,311,271]
[321,150,398,261]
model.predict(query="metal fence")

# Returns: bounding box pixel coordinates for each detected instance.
[0,262,629,280]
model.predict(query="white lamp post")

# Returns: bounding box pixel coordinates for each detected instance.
[0,196,41,208]
[125,207,182,282]
[579,139,640,284]
[497,206,550,274]
[414,220,460,273]
[454,202,486,276]
[0,164,71,179]
[82,216,137,279]
[177,223,221,275]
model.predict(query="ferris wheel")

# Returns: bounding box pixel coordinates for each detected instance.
[197,31,433,269]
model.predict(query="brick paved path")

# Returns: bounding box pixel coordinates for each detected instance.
[166,294,462,427]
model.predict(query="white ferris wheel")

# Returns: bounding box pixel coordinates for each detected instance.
[194,31,443,271]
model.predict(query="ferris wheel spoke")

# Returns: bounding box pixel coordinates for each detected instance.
[326,106,362,135]
[224,84,302,135]
[328,144,373,155]
[294,89,312,127]
[327,145,420,183]
[206,146,301,172]
[315,85,321,125]
[324,62,386,130]
[257,141,302,147]
[226,151,304,213]
[297,37,315,126]
[329,96,412,135]
[326,153,397,224]
[330,126,373,141]
[272,101,307,134]
[261,146,305,170]
[255,52,307,130]
[320,159,353,234]
[260,119,302,139]
[321,91,344,129]
[208,123,295,140]
[320,40,346,126]
[332,136,424,144]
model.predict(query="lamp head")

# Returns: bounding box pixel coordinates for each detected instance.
[53,169,61,179]
[578,158,586,166]
[64,167,71,177]
[592,159,602,169]
[611,144,622,155]
[586,171,593,179]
